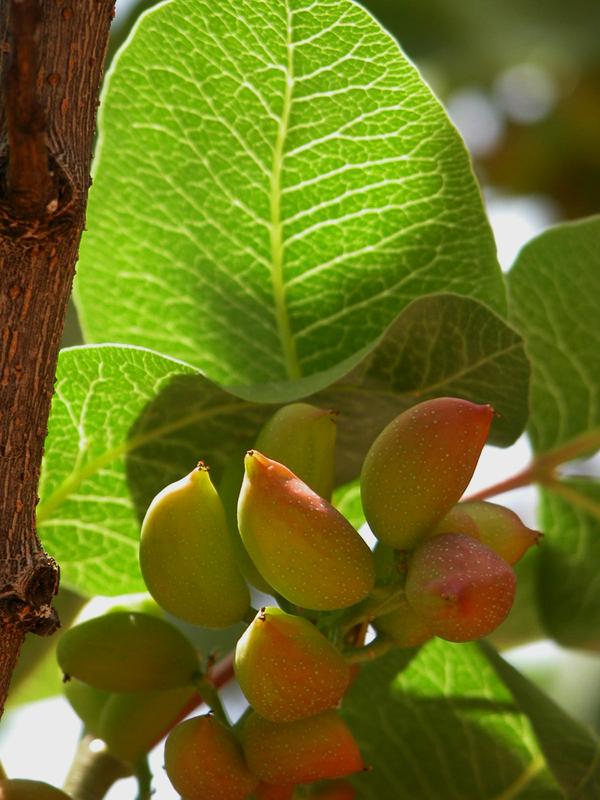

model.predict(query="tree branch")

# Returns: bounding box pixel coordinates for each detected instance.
[0,0,116,718]
[6,0,54,217]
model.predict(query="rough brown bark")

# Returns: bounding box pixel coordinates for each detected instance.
[0,0,115,718]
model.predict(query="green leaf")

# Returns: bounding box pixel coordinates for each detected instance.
[77,0,505,387]
[509,217,600,648]
[509,216,600,455]
[317,293,529,476]
[488,548,544,651]
[333,480,365,530]
[121,293,528,522]
[342,639,562,799]
[538,479,600,649]
[40,294,526,596]
[481,641,600,798]
[38,346,200,595]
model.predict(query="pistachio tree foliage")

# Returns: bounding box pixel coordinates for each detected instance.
[6,1,600,798]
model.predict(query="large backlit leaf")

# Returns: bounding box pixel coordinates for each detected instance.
[77,0,505,388]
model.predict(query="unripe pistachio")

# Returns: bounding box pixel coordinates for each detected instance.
[435,501,541,565]
[256,403,338,499]
[235,607,350,722]
[64,680,110,736]
[238,452,374,610]
[140,463,250,627]
[256,783,295,800]
[432,504,479,539]
[165,714,258,800]
[0,781,72,800]
[57,612,199,691]
[98,686,196,764]
[219,457,273,594]
[242,710,364,785]
[405,534,516,642]
[361,398,493,549]
[374,596,433,648]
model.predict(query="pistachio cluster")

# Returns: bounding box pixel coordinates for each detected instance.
[55,398,539,800]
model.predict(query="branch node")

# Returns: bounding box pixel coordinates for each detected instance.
[0,554,60,636]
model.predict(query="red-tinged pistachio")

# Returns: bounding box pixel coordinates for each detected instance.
[405,534,516,643]
[374,596,434,648]
[256,403,338,500]
[140,464,250,628]
[242,710,364,786]
[235,607,350,722]
[255,783,296,800]
[435,501,541,565]
[307,780,357,799]
[238,452,374,610]
[165,715,258,800]
[361,398,494,549]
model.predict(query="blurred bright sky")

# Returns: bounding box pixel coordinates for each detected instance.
[0,1,582,796]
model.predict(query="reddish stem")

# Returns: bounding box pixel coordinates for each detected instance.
[467,428,600,503]
[464,465,539,502]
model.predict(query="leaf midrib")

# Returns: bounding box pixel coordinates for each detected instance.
[269,0,301,380]
[36,400,250,524]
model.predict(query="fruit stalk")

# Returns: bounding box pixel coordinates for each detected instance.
[343,637,395,664]
[193,677,230,727]
[62,735,131,800]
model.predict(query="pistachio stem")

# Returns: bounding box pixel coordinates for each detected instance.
[344,637,395,664]
[466,428,600,503]
[194,677,230,727]
[63,735,132,800]
[339,584,407,634]
[134,757,153,800]
[465,465,539,502]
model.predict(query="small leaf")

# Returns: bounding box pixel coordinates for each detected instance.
[342,639,561,799]
[37,346,218,595]
[538,479,600,649]
[509,216,600,455]
[509,217,600,648]
[77,0,505,386]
